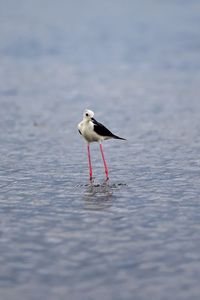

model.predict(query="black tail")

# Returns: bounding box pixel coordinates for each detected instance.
[112,134,126,140]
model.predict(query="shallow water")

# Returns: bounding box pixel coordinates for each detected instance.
[1,1,200,300]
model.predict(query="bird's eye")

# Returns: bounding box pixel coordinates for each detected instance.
[86,113,89,117]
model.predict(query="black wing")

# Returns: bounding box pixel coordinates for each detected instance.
[91,118,125,140]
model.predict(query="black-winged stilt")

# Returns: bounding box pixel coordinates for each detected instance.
[78,109,126,181]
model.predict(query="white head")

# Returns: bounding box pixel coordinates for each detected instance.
[83,109,94,120]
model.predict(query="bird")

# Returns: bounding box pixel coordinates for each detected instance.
[78,109,126,181]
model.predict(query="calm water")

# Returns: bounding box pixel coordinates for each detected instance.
[1,1,200,299]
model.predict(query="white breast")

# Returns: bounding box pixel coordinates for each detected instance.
[78,120,102,142]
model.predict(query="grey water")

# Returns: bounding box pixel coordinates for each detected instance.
[1,1,200,299]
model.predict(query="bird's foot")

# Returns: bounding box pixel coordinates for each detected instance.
[89,176,94,184]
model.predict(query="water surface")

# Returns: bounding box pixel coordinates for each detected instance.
[1,1,200,299]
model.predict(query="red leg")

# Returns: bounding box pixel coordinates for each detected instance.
[87,143,93,181]
[99,143,109,181]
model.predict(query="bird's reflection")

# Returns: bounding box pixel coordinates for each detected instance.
[83,181,113,211]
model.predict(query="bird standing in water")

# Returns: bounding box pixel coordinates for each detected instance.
[78,109,126,181]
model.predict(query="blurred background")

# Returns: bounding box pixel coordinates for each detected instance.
[0,1,200,300]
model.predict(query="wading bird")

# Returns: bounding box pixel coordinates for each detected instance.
[78,109,126,181]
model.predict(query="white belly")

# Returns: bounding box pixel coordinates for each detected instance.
[78,120,103,142]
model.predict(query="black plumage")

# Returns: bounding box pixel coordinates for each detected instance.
[91,118,125,140]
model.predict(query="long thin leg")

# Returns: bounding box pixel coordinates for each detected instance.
[99,143,109,181]
[87,143,93,181]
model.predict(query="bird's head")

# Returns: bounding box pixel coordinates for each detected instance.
[83,109,94,120]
